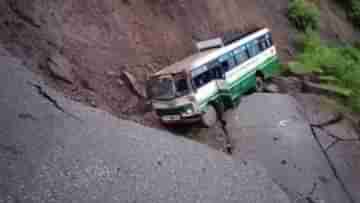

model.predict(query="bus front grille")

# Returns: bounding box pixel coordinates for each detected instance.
[155,105,190,116]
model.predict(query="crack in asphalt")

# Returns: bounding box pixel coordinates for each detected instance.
[311,113,344,128]
[310,125,356,203]
[0,183,20,203]
[296,96,358,203]
[292,181,319,203]
[325,139,340,152]
[315,126,359,142]
[18,112,38,121]
[0,143,22,156]
[28,82,82,121]
[219,117,233,155]
[308,182,318,197]
[350,120,360,141]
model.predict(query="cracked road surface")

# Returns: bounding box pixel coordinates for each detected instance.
[0,50,290,202]
[225,94,360,203]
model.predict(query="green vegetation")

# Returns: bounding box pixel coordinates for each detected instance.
[288,0,320,31]
[287,0,360,112]
[289,31,360,111]
[337,0,360,27]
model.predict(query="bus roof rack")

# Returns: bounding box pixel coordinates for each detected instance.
[195,27,266,51]
[222,27,264,45]
[196,38,224,52]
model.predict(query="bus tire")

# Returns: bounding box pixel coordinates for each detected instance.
[255,76,265,92]
[214,101,225,120]
[201,105,218,128]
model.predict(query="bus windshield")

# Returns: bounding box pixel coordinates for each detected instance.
[148,77,175,100]
[148,75,190,100]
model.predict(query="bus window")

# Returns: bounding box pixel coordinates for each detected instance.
[208,60,224,79]
[193,70,214,89]
[226,53,237,69]
[221,61,229,72]
[248,40,261,57]
[212,66,223,79]
[218,54,235,73]
[233,46,249,65]
[258,36,269,51]
[265,33,273,47]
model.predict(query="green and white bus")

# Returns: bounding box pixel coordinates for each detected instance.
[147,28,280,127]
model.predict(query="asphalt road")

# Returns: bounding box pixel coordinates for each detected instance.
[226,94,360,203]
[0,50,290,202]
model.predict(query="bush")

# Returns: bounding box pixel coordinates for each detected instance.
[288,0,320,31]
[290,31,360,112]
[348,0,360,27]
[335,0,360,28]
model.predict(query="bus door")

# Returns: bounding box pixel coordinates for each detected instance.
[216,53,236,92]
[206,60,226,92]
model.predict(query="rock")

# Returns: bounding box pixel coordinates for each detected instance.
[303,81,351,98]
[106,71,118,76]
[265,83,280,93]
[271,76,303,94]
[286,48,295,57]
[89,100,97,107]
[122,71,147,98]
[116,79,124,86]
[80,79,94,91]
[47,53,74,84]
[147,63,157,72]
[318,176,330,184]
[85,96,97,107]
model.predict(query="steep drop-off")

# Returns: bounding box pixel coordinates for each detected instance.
[0,0,358,125]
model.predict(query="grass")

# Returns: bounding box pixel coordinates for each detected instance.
[317,84,353,97]
[289,30,360,112]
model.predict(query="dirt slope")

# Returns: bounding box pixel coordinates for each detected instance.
[0,0,358,125]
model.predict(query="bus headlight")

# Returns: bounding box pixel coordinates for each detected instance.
[182,106,194,117]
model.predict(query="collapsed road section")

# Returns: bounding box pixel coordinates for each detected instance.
[224,93,360,203]
[0,47,290,203]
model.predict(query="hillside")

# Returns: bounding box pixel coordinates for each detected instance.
[0,0,358,125]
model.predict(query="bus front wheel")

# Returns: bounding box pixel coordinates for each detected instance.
[255,76,265,92]
[201,105,218,128]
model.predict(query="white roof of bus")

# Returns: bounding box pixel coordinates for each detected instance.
[153,49,218,76]
[193,28,270,68]
[153,28,270,76]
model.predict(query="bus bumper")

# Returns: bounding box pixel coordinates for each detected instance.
[159,114,202,125]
